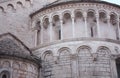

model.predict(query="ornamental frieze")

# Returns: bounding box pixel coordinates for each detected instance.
[32,3,120,20]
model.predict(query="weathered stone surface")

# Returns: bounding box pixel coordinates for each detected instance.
[0,0,120,78]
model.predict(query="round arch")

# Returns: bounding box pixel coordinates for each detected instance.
[41,50,53,60]
[51,12,60,20]
[77,45,92,53]
[87,9,96,15]
[74,10,83,18]
[62,10,72,19]
[98,10,107,15]
[57,47,72,55]
[0,70,10,78]
[96,46,111,55]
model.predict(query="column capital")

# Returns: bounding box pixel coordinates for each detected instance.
[49,17,52,23]
[59,13,63,20]
[83,12,87,18]
[95,13,99,18]
[71,12,75,18]
[116,17,119,22]
[60,19,63,23]
[107,15,110,20]
[110,55,118,60]
[71,16,75,19]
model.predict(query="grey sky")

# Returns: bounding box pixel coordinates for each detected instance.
[103,0,120,5]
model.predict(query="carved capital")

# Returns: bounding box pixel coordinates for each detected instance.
[110,55,118,60]
[95,13,99,18]
[70,54,77,60]
[107,15,110,20]
[83,12,87,18]
[92,53,98,61]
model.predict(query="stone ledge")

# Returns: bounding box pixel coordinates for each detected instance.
[31,37,120,50]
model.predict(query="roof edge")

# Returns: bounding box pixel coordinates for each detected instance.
[0,32,41,66]
[0,32,32,54]
[30,1,120,18]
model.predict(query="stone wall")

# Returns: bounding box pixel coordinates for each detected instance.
[0,0,49,48]
[0,58,38,78]
[34,39,120,78]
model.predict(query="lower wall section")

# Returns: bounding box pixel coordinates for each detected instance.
[34,40,120,78]
[0,58,39,78]
[41,46,111,78]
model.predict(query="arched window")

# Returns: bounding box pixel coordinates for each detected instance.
[87,11,97,37]
[2,74,7,78]
[63,12,72,39]
[110,13,118,40]
[99,11,110,38]
[74,11,84,38]
[43,17,50,43]
[52,15,61,40]
[35,21,41,45]
[0,71,10,78]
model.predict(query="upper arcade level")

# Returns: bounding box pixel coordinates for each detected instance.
[30,0,120,46]
[0,0,33,13]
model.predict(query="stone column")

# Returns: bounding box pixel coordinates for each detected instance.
[83,12,88,37]
[107,14,111,33]
[117,17,120,40]
[71,53,78,78]
[40,19,43,44]
[60,14,63,40]
[96,12,101,37]
[71,11,75,38]
[35,29,38,46]
[110,55,118,78]
[34,20,41,46]
[49,18,53,42]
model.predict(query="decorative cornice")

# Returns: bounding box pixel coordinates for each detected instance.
[30,1,120,18]
[31,2,120,20]
[0,0,13,3]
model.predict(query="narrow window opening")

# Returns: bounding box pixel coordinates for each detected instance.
[116,58,120,78]
[36,21,41,45]
[116,29,119,40]
[59,29,61,40]
[2,74,7,78]
[91,27,94,37]
[37,30,40,45]
[0,71,10,78]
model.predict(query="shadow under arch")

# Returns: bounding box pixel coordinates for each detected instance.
[76,45,92,54]
[57,47,72,55]
[87,9,96,15]
[96,46,111,55]
[0,70,10,78]
[116,57,120,78]
[62,10,72,18]
[41,50,53,60]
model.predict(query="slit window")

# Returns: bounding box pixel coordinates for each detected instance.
[116,58,120,78]
[116,29,119,40]
[2,74,7,78]
[59,29,61,40]
[91,27,94,37]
